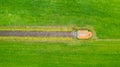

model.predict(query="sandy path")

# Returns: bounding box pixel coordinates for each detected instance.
[0,31,75,37]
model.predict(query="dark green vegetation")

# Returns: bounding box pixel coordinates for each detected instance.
[0,0,120,67]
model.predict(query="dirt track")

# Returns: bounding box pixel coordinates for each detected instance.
[0,31,75,38]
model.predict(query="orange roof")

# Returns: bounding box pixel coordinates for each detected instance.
[77,30,92,39]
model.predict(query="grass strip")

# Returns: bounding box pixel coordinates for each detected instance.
[0,36,73,42]
[0,26,72,31]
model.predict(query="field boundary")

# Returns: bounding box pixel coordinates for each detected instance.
[95,39,120,41]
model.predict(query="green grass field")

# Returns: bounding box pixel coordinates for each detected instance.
[0,0,120,67]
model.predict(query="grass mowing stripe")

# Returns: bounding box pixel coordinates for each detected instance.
[0,27,72,31]
[0,36,73,42]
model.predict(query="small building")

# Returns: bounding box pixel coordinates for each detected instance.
[77,30,92,39]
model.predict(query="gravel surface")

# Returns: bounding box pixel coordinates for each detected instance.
[0,31,75,37]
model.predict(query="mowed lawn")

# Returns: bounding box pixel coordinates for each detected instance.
[0,0,120,67]
[0,41,120,67]
[0,0,120,38]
